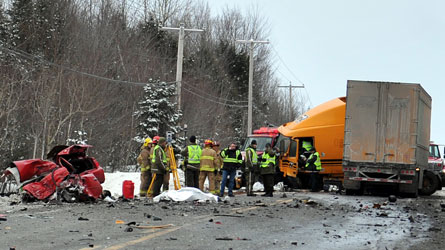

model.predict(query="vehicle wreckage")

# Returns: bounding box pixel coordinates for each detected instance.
[0,144,105,202]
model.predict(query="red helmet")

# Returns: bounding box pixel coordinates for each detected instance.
[152,135,160,144]
[212,141,220,147]
[204,139,213,146]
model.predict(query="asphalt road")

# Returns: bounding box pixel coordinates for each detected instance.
[1,189,445,250]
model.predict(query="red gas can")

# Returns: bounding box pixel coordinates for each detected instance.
[122,180,134,199]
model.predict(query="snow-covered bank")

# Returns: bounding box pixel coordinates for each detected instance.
[103,170,186,197]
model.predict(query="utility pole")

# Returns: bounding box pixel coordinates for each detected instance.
[160,23,204,111]
[278,82,304,121]
[235,39,269,136]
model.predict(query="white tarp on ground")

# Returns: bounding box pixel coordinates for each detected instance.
[153,187,218,203]
[252,182,284,192]
[252,182,264,192]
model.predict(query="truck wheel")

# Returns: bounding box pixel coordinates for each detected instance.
[420,171,439,196]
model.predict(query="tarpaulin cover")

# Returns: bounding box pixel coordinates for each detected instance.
[153,187,218,203]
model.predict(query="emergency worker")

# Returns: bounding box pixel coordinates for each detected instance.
[212,141,223,195]
[305,147,322,192]
[302,140,312,152]
[181,135,202,188]
[220,143,242,197]
[199,140,218,192]
[299,140,313,168]
[260,143,276,197]
[245,140,258,196]
[146,136,160,197]
[137,137,153,197]
[151,137,168,197]
[163,145,172,191]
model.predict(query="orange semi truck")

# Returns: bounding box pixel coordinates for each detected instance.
[276,80,441,196]
[277,97,346,189]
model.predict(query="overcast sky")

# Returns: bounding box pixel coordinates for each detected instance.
[205,0,445,146]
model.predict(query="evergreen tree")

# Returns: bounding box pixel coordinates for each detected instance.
[8,0,34,51]
[134,80,182,142]
[219,41,250,143]
[0,4,7,47]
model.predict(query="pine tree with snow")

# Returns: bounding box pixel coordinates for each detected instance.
[134,79,182,143]
[8,0,34,51]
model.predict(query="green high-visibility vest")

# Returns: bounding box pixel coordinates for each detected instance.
[305,152,321,170]
[222,149,242,164]
[302,141,312,151]
[261,152,276,168]
[187,145,202,164]
[152,145,167,164]
[246,147,258,164]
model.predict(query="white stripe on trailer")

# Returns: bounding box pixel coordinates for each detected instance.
[345,176,412,184]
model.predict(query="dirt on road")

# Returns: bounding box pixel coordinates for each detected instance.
[1,190,444,250]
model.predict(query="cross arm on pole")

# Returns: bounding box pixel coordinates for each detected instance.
[236,39,269,44]
[234,38,269,136]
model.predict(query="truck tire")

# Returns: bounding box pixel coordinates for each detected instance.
[420,171,439,196]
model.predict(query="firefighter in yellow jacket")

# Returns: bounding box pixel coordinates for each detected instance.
[211,141,223,195]
[199,140,219,192]
[137,137,153,197]
[151,137,168,197]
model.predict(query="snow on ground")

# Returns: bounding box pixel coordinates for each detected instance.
[103,169,195,198]
[102,170,282,198]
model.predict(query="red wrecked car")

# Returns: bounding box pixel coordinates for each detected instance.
[0,144,105,202]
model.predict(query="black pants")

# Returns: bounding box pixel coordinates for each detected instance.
[310,172,320,191]
[152,173,164,197]
[186,169,200,188]
[262,174,274,195]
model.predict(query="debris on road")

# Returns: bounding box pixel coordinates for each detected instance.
[372,203,381,209]
[388,195,397,202]
[236,237,251,241]
[215,214,245,218]
[104,196,116,203]
[0,214,7,221]
[215,237,233,241]
[78,217,89,221]
[302,199,318,205]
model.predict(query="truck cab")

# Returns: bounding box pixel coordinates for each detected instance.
[277,97,346,189]
[427,143,445,188]
[241,127,279,154]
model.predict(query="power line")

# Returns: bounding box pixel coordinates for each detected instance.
[182,86,248,108]
[270,43,313,107]
[1,46,249,107]
[0,46,177,87]
[182,81,248,104]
